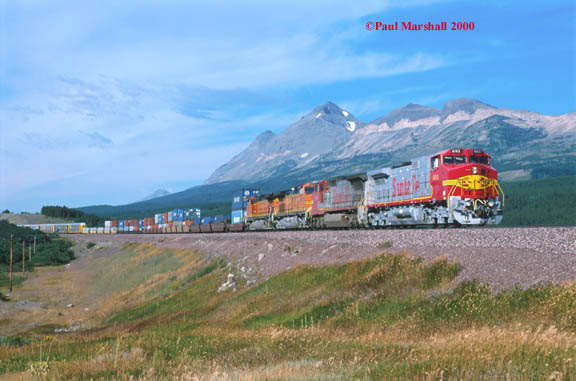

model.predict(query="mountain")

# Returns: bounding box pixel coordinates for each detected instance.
[206,102,364,184]
[208,98,576,183]
[141,189,171,201]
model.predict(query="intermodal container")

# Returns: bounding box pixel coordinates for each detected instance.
[231,209,244,224]
[232,188,261,210]
[118,220,125,228]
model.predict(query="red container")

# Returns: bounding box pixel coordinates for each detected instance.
[111,220,118,227]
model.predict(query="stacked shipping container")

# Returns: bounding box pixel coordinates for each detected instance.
[102,207,202,234]
[231,189,260,224]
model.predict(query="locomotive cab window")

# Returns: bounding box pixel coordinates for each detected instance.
[431,156,440,169]
[469,155,490,165]
[304,186,315,195]
[443,155,466,165]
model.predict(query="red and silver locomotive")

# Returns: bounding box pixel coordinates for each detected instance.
[245,148,504,229]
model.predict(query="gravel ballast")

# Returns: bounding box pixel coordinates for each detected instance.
[68,227,576,290]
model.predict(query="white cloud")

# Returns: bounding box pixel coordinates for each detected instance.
[4,1,450,89]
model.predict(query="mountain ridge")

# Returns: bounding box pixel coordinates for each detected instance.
[207,97,575,185]
[206,101,364,184]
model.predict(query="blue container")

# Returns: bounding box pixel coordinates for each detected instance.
[201,217,212,225]
[118,220,125,228]
[158,215,164,224]
[231,209,244,224]
[138,219,144,228]
[194,218,200,225]
[232,188,261,210]
[214,215,225,223]
[173,209,183,221]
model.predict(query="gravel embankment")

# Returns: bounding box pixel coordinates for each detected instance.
[68,227,576,290]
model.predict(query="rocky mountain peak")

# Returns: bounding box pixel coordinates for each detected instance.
[313,101,343,115]
[253,130,275,145]
[205,101,363,184]
[304,101,357,125]
[141,189,171,201]
[369,103,441,129]
[442,98,495,116]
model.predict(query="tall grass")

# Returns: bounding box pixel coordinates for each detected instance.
[1,245,574,379]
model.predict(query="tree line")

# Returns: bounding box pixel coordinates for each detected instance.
[0,220,74,268]
[499,175,576,226]
[41,206,85,219]
[41,205,107,227]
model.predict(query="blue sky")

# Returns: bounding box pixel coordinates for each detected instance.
[1,0,574,212]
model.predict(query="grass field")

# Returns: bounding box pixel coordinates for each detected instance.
[1,244,574,379]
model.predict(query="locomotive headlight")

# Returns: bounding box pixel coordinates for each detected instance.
[472,166,478,174]
[488,201,494,207]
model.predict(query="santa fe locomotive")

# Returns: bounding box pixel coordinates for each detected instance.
[245,148,504,229]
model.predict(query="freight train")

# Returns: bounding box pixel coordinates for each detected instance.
[21,148,504,235]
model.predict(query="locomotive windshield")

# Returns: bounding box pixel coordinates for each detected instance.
[469,155,490,164]
[443,155,466,165]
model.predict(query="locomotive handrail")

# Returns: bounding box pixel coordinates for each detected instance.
[495,181,505,207]
[447,178,462,215]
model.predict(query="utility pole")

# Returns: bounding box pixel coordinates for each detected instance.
[9,235,13,292]
[29,245,31,262]
[33,235,36,255]
[22,240,25,273]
